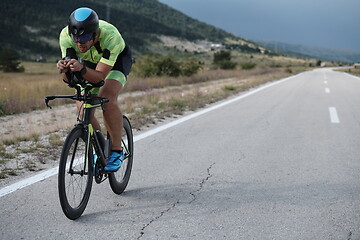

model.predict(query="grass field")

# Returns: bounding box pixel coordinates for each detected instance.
[0,62,73,115]
[0,52,318,116]
[339,67,360,77]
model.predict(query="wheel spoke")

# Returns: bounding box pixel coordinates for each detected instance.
[58,127,93,219]
[108,117,133,194]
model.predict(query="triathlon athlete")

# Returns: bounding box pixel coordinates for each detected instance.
[56,7,132,172]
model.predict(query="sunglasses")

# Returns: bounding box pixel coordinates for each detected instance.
[72,33,93,44]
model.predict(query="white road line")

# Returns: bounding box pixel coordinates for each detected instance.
[0,72,305,198]
[324,81,328,84]
[0,167,58,198]
[329,107,340,123]
[342,72,360,80]
[325,88,331,93]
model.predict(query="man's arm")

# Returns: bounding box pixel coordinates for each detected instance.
[66,59,112,84]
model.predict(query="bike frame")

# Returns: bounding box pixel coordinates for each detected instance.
[46,82,131,177]
[46,83,110,175]
[79,97,132,178]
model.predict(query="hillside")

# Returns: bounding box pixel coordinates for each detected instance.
[0,0,260,61]
[257,40,360,63]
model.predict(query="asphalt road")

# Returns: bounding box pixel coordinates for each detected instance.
[1,68,360,240]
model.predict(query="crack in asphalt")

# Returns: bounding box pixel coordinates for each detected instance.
[137,200,180,240]
[137,162,215,239]
[238,151,246,162]
[189,162,215,204]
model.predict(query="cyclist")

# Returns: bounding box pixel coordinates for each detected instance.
[56,7,132,172]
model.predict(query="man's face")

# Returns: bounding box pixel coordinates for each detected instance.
[76,40,93,53]
[72,33,94,52]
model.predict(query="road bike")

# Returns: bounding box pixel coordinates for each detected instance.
[45,75,133,220]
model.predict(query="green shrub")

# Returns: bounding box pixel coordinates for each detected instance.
[213,50,231,64]
[136,54,201,77]
[213,50,237,70]
[240,62,256,70]
[180,58,202,76]
[156,56,181,77]
[0,48,25,72]
[0,99,6,116]
[169,98,186,108]
[224,85,236,91]
[220,60,237,70]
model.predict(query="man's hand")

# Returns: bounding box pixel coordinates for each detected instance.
[56,59,70,73]
[66,59,83,72]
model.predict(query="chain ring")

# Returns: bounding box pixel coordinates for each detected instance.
[94,161,103,184]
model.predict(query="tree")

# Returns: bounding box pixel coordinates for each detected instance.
[136,54,201,77]
[0,48,25,72]
[213,50,231,64]
[213,50,237,70]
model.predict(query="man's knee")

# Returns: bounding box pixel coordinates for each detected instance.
[99,80,121,99]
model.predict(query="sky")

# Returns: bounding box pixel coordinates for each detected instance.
[157,0,360,52]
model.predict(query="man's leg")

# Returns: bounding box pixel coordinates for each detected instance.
[98,79,123,150]
[76,101,101,130]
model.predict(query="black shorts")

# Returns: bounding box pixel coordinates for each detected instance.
[112,45,132,77]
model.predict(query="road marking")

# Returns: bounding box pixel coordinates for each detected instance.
[0,167,59,198]
[325,88,330,93]
[329,107,340,123]
[343,72,360,80]
[0,72,306,198]
[324,81,328,84]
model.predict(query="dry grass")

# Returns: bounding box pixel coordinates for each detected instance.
[0,66,294,152]
[0,62,73,115]
[0,58,308,116]
[339,67,360,77]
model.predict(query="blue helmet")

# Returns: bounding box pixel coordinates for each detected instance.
[68,7,99,37]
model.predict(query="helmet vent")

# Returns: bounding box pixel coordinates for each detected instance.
[68,7,99,37]
[74,8,92,21]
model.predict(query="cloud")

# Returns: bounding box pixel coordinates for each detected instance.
[159,0,360,51]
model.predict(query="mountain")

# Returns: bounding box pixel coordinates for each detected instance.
[0,0,259,61]
[257,40,360,63]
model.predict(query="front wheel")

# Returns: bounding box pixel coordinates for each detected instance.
[58,126,93,220]
[109,116,134,194]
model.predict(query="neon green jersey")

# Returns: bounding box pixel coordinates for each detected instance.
[59,20,125,67]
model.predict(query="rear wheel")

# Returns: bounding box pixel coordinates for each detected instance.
[58,126,93,220]
[109,116,134,194]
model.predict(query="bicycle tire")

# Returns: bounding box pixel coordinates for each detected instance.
[109,116,134,194]
[58,126,93,220]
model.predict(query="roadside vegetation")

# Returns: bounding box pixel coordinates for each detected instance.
[339,67,360,77]
[0,51,315,117]
[0,50,335,180]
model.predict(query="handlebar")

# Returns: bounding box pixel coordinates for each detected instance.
[45,94,109,109]
[47,58,108,108]
[45,71,107,109]
[61,57,104,89]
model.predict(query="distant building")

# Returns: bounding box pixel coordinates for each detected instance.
[35,55,46,62]
[210,43,223,49]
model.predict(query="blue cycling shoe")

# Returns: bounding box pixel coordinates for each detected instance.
[104,150,125,172]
